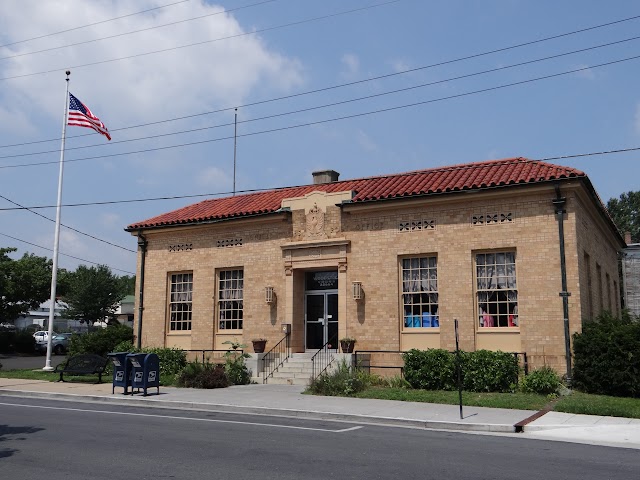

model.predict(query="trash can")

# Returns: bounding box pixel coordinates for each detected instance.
[108,352,132,395]
[128,353,160,396]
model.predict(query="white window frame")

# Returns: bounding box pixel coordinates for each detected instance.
[400,255,439,329]
[217,268,244,331]
[475,251,518,329]
[168,272,193,332]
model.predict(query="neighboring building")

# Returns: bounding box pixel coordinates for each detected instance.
[125,158,624,374]
[115,295,135,326]
[13,300,87,333]
[622,232,640,317]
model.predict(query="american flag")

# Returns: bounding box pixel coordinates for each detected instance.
[68,93,111,140]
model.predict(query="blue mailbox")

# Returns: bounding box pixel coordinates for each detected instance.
[128,353,160,396]
[108,352,132,394]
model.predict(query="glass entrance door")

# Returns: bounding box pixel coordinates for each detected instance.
[305,292,338,350]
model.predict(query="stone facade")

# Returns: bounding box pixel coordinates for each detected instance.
[130,174,623,376]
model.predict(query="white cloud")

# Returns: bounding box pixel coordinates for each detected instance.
[100,212,121,228]
[389,58,410,73]
[573,64,595,80]
[356,129,378,152]
[0,0,304,133]
[340,53,360,79]
[196,166,231,189]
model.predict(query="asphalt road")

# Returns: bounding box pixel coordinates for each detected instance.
[0,396,638,480]
[0,354,66,371]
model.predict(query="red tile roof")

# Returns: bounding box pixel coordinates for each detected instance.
[126,158,585,230]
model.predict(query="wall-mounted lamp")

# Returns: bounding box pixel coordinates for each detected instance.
[265,286,275,305]
[352,281,363,301]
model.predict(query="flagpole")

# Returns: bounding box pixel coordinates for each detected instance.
[43,70,70,371]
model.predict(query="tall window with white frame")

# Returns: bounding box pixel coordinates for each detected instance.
[169,272,193,331]
[401,256,439,328]
[476,252,518,328]
[218,269,243,330]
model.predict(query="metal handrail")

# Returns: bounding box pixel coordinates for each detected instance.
[311,333,338,380]
[261,333,290,383]
[182,349,243,364]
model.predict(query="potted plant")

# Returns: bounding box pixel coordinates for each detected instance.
[252,338,267,353]
[340,337,356,353]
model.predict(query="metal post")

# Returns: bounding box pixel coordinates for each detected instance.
[455,319,463,419]
[43,71,71,371]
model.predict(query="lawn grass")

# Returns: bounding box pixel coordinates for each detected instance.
[354,387,640,418]
[355,387,550,410]
[0,367,180,386]
[554,391,640,419]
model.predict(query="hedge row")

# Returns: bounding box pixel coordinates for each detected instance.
[403,348,520,392]
[573,312,640,398]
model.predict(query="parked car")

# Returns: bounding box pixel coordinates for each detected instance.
[35,333,72,355]
[33,330,57,345]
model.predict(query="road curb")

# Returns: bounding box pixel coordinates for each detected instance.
[0,388,518,433]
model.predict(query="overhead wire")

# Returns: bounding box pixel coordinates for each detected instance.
[0,1,401,82]
[1,9,638,150]
[0,232,135,275]
[2,33,639,161]
[0,143,638,212]
[0,0,190,49]
[0,0,279,62]
[0,194,135,253]
[2,52,640,171]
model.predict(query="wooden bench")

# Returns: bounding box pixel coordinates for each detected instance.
[54,354,109,383]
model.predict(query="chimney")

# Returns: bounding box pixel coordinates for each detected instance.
[312,170,340,185]
[625,231,632,245]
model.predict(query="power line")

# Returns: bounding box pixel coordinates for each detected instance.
[3,33,639,161]
[0,232,136,275]
[0,0,278,62]
[2,9,638,150]
[0,194,136,253]
[0,0,190,49]
[0,1,401,82]
[2,52,640,171]
[0,145,638,212]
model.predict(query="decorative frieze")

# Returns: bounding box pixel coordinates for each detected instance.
[471,211,514,226]
[398,218,436,232]
[168,243,193,252]
[216,238,243,248]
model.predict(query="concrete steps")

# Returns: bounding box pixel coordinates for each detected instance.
[252,352,338,386]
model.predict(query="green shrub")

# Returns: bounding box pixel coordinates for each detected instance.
[68,324,134,357]
[176,361,229,389]
[461,350,519,393]
[224,351,251,385]
[145,347,187,378]
[112,340,136,353]
[520,366,562,395]
[403,349,457,390]
[308,359,370,396]
[573,312,640,398]
[0,331,14,353]
[109,341,187,378]
[14,330,37,353]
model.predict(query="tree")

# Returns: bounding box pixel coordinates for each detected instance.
[63,265,126,325]
[607,191,640,243]
[117,274,136,296]
[0,248,52,320]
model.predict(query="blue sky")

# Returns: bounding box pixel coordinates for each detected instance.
[0,0,639,277]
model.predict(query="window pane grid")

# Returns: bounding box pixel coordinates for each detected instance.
[169,273,192,331]
[402,256,439,328]
[218,269,243,330]
[476,252,518,328]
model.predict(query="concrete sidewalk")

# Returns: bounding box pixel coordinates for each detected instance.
[1,377,638,449]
